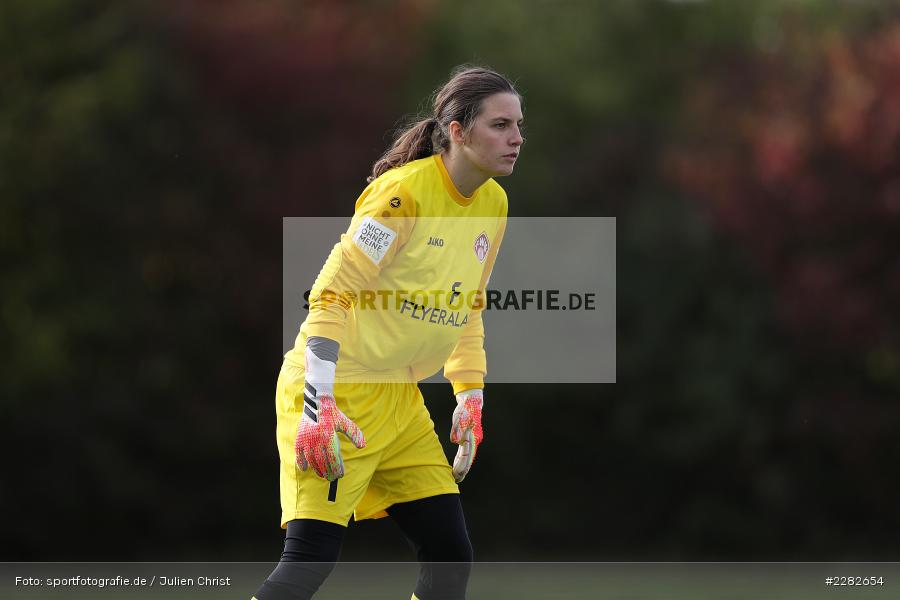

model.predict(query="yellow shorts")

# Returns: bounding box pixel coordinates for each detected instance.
[275,361,459,527]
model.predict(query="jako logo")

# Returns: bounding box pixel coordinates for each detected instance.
[473,232,490,263]
[427,236,444,247]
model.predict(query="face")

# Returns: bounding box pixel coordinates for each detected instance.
[454,92,524,177]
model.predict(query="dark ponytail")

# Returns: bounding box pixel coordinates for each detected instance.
[367,65,521,183]
[367,118,437,183]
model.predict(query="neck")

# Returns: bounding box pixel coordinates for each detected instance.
[441,150,489,198]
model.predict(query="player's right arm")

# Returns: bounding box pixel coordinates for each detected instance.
[295,335,365,480]
[304,181,416,344]
[294,180,417,480]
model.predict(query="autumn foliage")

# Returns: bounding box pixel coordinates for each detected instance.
[669,24,900,356]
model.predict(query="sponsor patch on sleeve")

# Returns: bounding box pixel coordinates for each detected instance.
[352,216,397,264]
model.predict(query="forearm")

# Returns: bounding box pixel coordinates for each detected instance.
[304,336,339,399]
[444,309,486,394]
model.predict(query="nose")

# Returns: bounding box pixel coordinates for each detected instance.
[510,126,523,147]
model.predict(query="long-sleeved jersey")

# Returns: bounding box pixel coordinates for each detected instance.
[285,154,507,394]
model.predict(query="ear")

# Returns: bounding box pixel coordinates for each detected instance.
[448,120,466,145]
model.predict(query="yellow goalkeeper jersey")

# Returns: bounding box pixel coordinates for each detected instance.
[285,154,507,394]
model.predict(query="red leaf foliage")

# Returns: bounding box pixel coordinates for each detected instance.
[155,0,437,215]
[667,24,900,354]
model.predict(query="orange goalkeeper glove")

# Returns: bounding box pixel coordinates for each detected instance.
[295,393,365,481]
[450,389,484,483]
[294,341,366,481]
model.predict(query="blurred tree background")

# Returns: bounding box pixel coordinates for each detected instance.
[2,0,899,562]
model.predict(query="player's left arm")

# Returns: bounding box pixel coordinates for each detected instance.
[444,212,506,482]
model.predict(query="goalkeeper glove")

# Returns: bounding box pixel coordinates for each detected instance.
[295,343,365,481]
[450,389,484,483]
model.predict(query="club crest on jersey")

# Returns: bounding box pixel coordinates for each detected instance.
[389,197,401,208]
[473,232,490,263]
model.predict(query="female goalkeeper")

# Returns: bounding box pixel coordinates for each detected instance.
[255,65,524,600]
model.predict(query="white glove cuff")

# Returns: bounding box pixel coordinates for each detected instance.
[305,345,336,398]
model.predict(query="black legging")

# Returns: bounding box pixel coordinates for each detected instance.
[255,494,473,600]
[253,518,345,600]
[388,494,474,600]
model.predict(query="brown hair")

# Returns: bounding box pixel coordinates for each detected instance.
[367,65,522,183]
